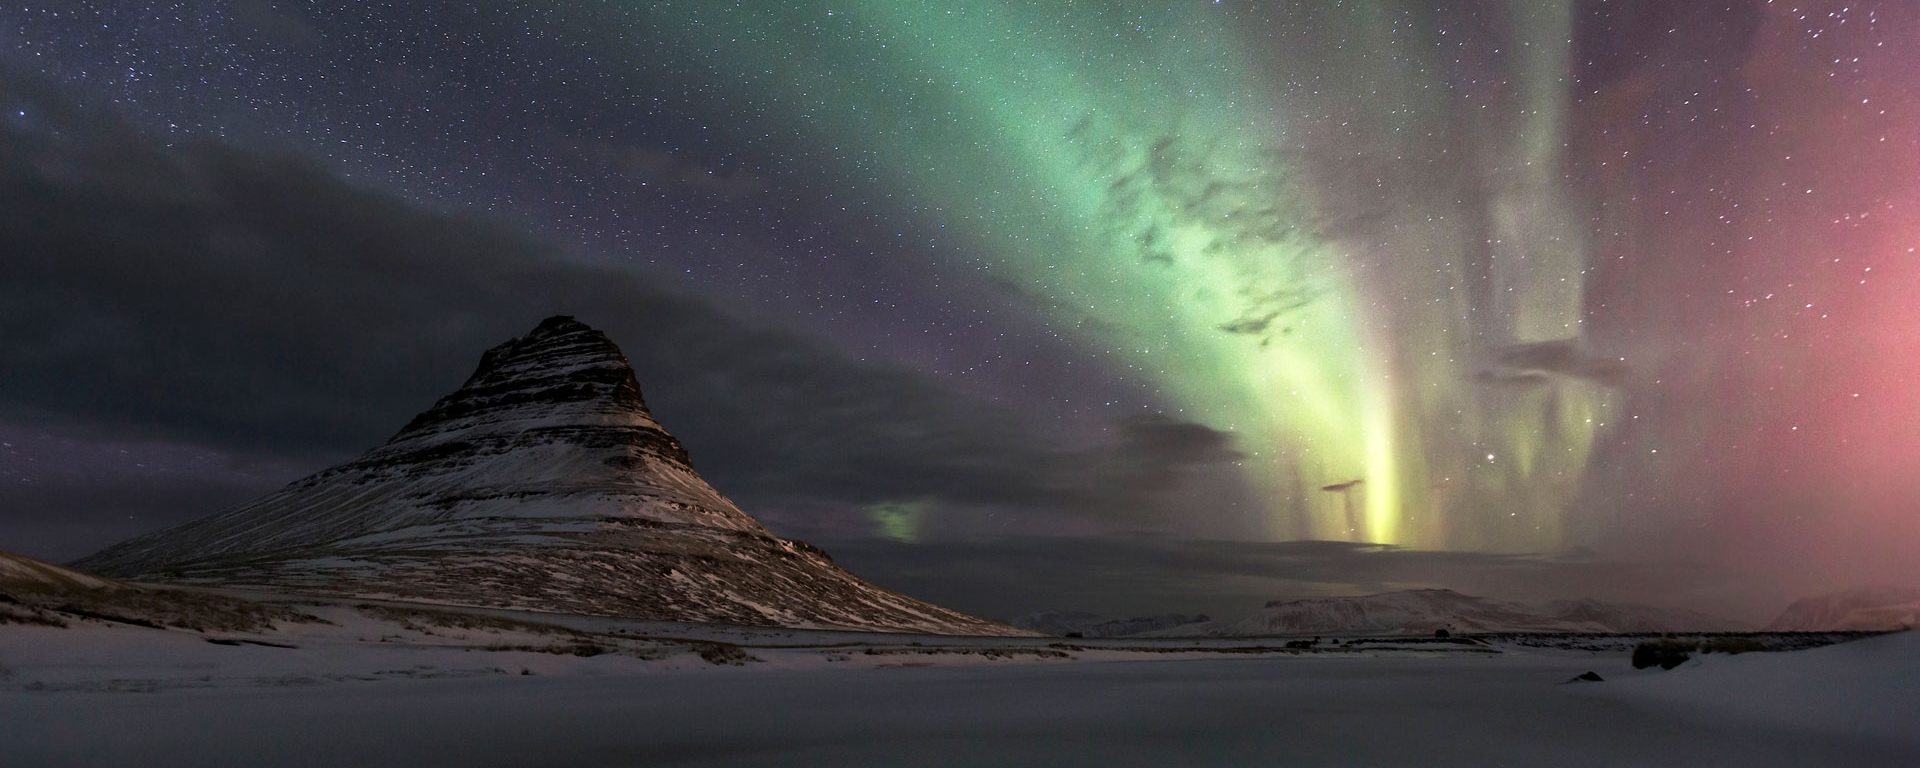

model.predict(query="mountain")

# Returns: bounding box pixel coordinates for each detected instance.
[2,550,120,625]
[2,550,319,632]
[77,316,1017,635]
[1011,611,1214,638]
[1767,587,1920,631]
[2,551,120,593]
[1223,589,1726,636]
[1538,598,1738,633]
[1231,590,1553,636]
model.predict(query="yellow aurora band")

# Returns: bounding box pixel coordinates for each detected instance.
[650,1,1614,550]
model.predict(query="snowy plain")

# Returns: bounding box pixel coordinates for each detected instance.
[4,601,1915,768]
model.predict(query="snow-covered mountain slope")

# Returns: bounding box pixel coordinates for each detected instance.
[1011,611,1214,638]
[1538,598,1739,633]
[1225,589,1725,636]
[1232,589,1551,636]
[1,551,119,592]
[76,316,1018,635]
[1,549,320,632]
[1767,587,1920,631]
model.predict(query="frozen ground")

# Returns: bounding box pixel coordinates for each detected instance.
[3,596,1914,767]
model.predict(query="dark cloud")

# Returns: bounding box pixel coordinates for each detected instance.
[0,463,282,562]
[1492,339,1631,386]
[1216,286,1321,339]
[0,419,306,559]
[0,65,1238,556]
[1084,414,1245,502]
[1066,119,1338,348]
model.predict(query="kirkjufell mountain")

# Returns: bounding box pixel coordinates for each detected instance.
[78,316,1016,635]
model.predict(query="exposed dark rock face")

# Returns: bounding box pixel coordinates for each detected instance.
[78,317,1016,635]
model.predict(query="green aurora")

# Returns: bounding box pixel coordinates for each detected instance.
[638,1,1615,550]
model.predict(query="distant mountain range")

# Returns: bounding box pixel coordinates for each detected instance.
[1011,611,1214,638]
[1767,587,1920,631]
[1225,589,1735,636]
[1023,586,1920,638]
[42,316,1913,640]
[75,316,1018,636]
[1017,589,1738,638]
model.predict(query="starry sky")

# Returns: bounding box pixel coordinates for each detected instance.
[2,1,1916,622]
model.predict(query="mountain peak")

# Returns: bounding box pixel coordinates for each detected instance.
[533,313,591,332]
[511,314,613,354]
[392,315,663,447]
[76,318,1017,634]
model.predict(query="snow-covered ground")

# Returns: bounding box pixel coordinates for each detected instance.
[1573,630,1920,754]
[5,603,1914,767]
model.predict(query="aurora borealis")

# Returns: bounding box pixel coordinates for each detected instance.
[4,0,1919,614]
[648,1,1621,550]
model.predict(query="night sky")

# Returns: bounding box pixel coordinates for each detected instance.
[2,1,1916,622]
